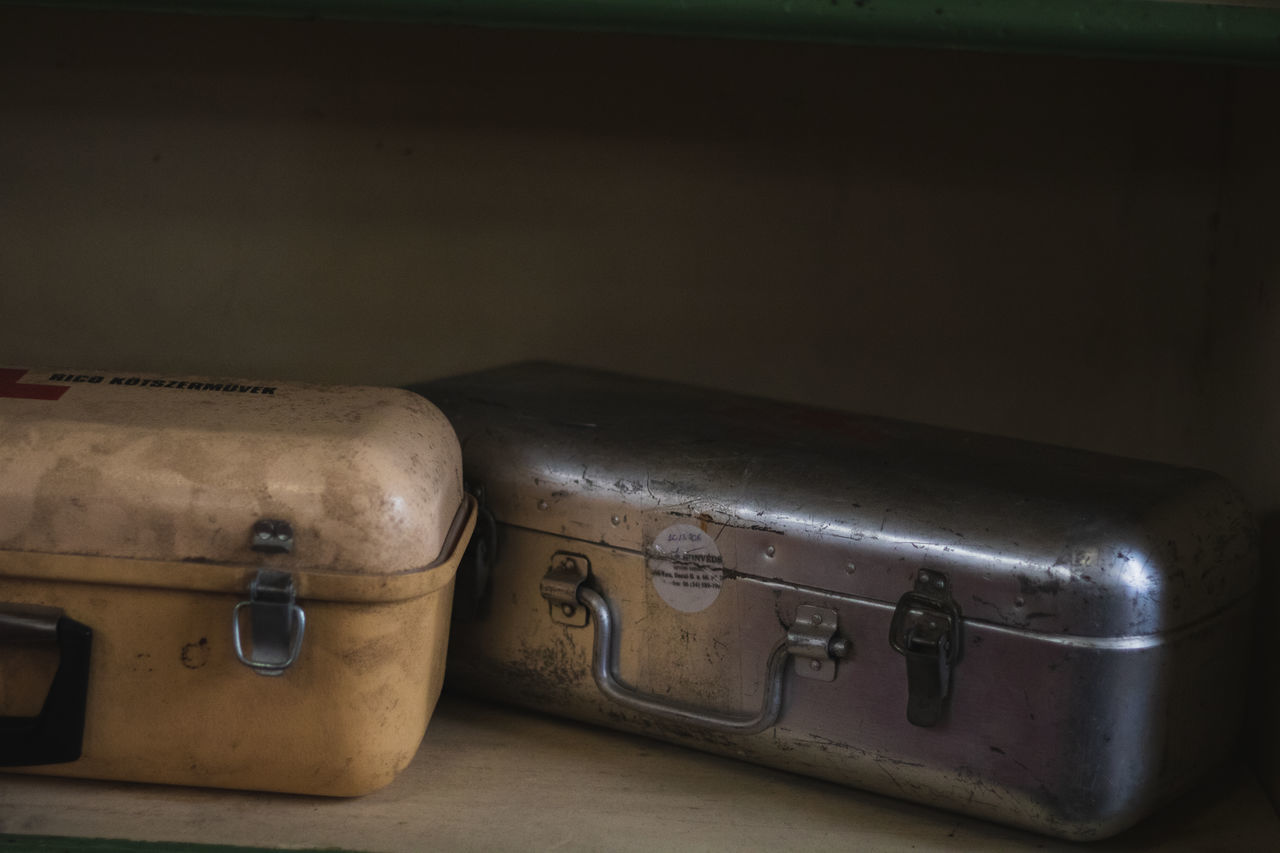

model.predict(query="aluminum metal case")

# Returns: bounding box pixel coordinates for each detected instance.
[0,367,473,795]
[415,363,1257,840]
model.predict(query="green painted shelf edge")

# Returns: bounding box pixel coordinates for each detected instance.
[0,834,365,853]
[4,0,1280,64]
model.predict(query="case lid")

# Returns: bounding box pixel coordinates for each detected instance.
[0,367,465,599]
[419,363,1256,638]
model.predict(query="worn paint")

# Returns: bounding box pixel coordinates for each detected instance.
[0,370,474,795]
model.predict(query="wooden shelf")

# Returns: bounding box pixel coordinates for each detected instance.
[2,694,1277,852]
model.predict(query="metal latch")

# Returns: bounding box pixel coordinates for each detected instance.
[785,605,849,682]
[233,569,305,676]
[233,518,305,676]
[889,568,961,727]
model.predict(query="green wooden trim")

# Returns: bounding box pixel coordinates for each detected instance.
[3,0,1279,64]
[0,834,365,853]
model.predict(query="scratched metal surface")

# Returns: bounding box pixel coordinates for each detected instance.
[418,362,1257,637]
[415,363,1259,839]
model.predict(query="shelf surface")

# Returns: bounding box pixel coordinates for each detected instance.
[1,693,1277,852]
[5,1,1280,64]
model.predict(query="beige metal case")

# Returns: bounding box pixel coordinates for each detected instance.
[0,367,473,795]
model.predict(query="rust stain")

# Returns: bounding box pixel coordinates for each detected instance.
[180,637,210,669]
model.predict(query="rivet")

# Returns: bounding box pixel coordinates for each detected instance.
[808,660,822,671]
[1015,596,1025,607]
[561,603,576,617]
[918,570,930,583]
[765,545,776,558]
[810,613,823,625]
[611,515,621,526]
[537,499,549,511]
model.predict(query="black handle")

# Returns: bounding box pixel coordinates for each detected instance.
[0,604,93,766]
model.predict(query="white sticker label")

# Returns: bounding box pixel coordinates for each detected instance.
[648,523,723,613]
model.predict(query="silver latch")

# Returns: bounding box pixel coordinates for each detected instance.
[785,605,849,682]
[233,569,305,676]
[889,568,961,727]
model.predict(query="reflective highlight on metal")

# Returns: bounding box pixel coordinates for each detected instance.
[418,364,1258,840]
[0,602,62,644]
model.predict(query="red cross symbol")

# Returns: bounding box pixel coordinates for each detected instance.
[0,368,69,401]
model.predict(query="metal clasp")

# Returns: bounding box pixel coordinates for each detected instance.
[233,568,305,677]
[889,569,961,727]
[250,519,294,554]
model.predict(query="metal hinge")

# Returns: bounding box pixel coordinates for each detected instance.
[785,605,849,682]
[232,520,306,676]
[889,568,961,727]
[540,551,590,627]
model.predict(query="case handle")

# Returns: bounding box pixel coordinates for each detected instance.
[577,586,789,735]
[0,603,93,766]
[541,553,846,736]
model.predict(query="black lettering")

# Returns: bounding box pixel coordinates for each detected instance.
[238,385,251,393]
[49,373,67,381]
[260,387,276,395]
[164,380,179,388]
[150,380,165,387]
[125,377,141,386]
[87,376,103,383]
[109,377,125,385]
[250,387,261,394]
